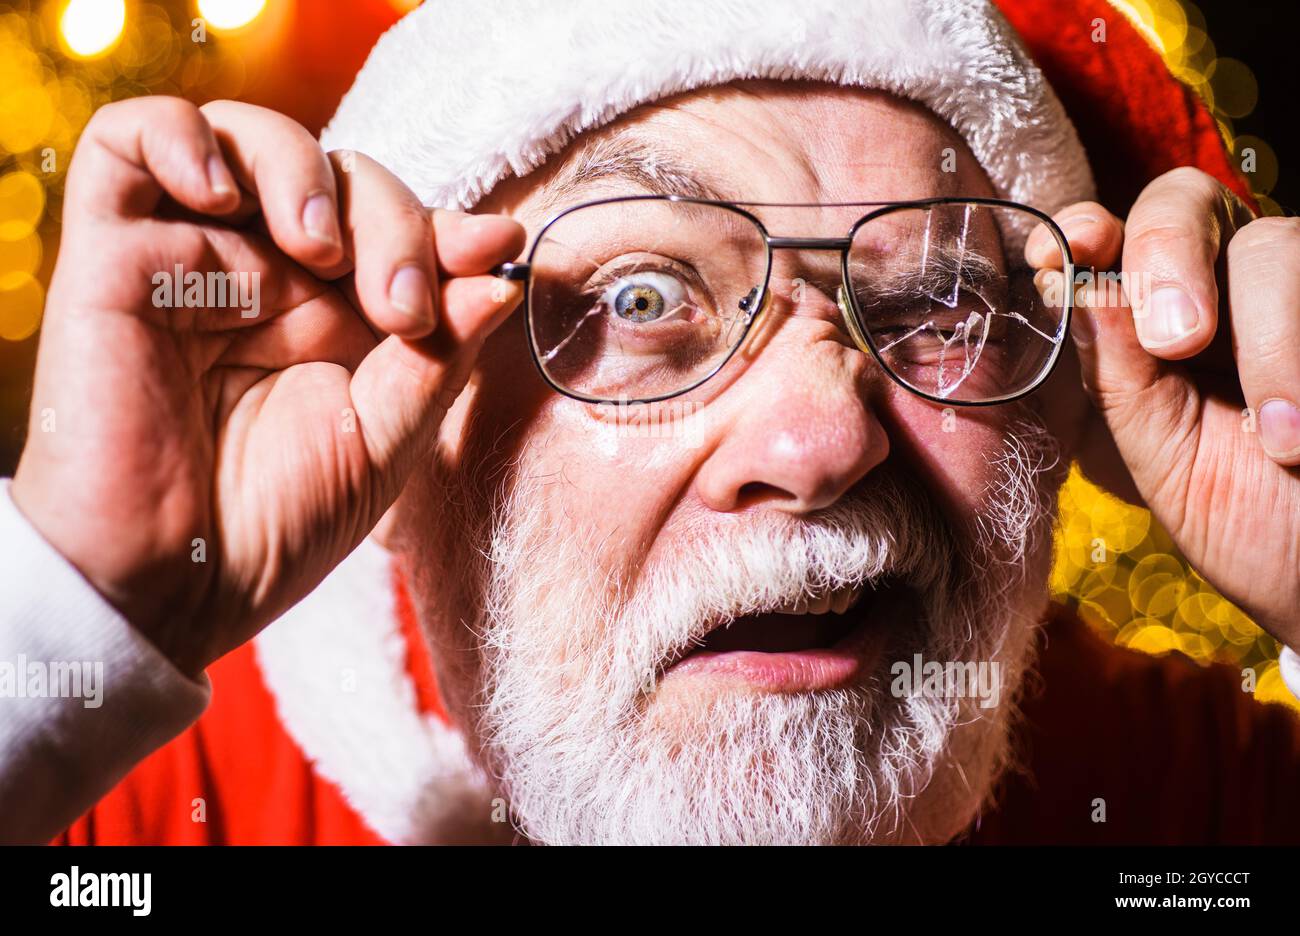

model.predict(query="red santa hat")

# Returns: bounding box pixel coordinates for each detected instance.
[319,0,1097,217]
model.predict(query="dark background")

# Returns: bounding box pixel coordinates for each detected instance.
[1200,0,1298,212]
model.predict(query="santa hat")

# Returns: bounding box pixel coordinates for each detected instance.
[320,0,1097,217]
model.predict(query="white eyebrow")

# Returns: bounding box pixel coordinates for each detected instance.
[539,134,736,210]
[850,243,1004,305]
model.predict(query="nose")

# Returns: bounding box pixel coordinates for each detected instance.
[694,285,890,515]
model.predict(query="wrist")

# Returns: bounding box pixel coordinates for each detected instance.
[9,468,213,678]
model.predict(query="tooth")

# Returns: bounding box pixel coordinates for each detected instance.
[808,594,831,615]
[834,585,864,614]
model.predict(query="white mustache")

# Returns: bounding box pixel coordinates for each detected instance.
[613,473,959,691]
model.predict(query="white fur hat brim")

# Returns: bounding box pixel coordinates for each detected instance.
[322,0,1094,218]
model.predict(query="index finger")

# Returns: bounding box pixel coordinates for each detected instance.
[431,209,527,278]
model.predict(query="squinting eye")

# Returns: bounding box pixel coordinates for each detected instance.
[603,272,687,323]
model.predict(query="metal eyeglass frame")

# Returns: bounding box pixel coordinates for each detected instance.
[492,194,1075,408]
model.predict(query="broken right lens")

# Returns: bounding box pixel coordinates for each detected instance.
[846,202,1070,404]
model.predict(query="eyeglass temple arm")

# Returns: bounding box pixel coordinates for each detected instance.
[492,262,530,280]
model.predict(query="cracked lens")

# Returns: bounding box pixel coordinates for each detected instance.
[850,203,1067,402]
[528,200,767,401]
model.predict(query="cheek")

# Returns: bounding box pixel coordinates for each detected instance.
[529,400,707,563]
[885,395,1017,534]
[454,324,706,580]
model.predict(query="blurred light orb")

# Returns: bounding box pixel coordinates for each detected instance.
[0,172,45,241]
[59,0,126,59]
[197,0,267,31]
[0,272,43,342]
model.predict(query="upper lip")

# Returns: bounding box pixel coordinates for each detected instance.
[662,581,874,670]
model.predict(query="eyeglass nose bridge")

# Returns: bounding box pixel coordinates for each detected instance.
[760,234,874,355]
[765,235,853,251]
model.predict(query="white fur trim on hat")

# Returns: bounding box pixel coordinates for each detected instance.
[321,0,1095,214]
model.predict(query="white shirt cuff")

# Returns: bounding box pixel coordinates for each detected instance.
[0,477,210,843]
[1279,645,1300,704]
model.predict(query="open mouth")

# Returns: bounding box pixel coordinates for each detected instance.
[662,579,911,693]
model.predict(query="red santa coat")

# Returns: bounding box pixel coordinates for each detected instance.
[51,0,1300,845]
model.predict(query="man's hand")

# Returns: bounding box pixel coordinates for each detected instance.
[11,97,525,677]
[1028,167,1299,646]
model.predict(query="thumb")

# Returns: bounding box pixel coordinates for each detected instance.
[349,274,523,489]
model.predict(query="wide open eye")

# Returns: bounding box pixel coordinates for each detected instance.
[602,271,689,323]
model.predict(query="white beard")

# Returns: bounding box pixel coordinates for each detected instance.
[437,419,1060,845]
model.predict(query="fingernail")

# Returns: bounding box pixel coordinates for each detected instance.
[301,192,341,247]
[207,155,236,197]
[389,265,434,326]
[1259,399,1300,459]
[1140,286,1199,348]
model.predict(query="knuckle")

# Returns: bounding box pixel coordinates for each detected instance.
[138,95,203,128]
[1125,223,1193,261]
[203,100,320,154]
[1229,216,1300,259]
[389,193,433,236]
[1160,165,1220,199]
[1064,201,1125,237]
[1069,199,1110,219]
[197,98,245,118]
[88,96,177,134]
[333,148,381,175]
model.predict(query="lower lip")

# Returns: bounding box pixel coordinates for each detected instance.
[661,595,900,694]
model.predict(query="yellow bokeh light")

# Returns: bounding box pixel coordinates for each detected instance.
[0,271,43,342]
[0,172,45,241]
[59,0,126,59]
[1109,0,1166,53]
[1255,665,1300,709]
[196,0,267,32]
[1208,57,1258,120]
[0,231,42,278]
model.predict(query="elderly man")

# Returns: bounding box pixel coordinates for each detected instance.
[2,0,1298,845]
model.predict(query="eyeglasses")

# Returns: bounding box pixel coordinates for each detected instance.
[493,196,1074,406]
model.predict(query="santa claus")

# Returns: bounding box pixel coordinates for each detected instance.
[2,0,1298,845]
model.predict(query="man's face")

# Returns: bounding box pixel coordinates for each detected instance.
[396,81,1071,844]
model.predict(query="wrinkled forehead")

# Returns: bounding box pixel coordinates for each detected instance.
[486,81,995,232]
